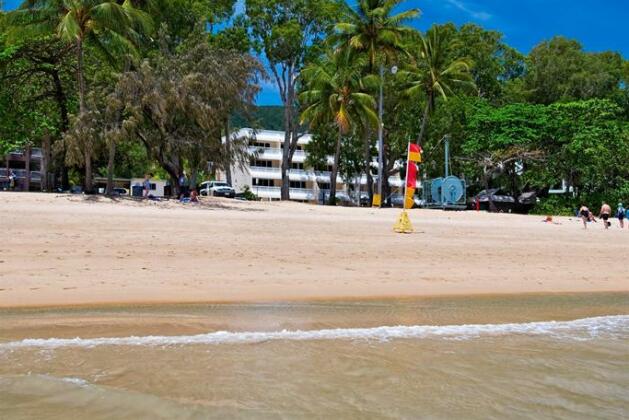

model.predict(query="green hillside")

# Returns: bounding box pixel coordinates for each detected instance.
[232,106,284,131]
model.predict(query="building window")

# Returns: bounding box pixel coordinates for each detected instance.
[250,141,271,148]
[318,182,331,190]
[291,162,304,170]
[253,178,273,187]
[251,160,273,167]
[290,181,306,189]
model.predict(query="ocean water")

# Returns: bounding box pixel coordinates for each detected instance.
[1,293,628,419]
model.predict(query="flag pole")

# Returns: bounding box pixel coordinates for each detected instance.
[394,143,414,233]
[403,142,411,210]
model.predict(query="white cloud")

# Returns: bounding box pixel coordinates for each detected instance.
[444,0,492,21]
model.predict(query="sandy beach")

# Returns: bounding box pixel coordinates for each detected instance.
[1,192,628,308]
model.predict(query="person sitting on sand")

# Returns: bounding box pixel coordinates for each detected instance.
[617,203,626,229]
[599,202,612,230]
[190,189,199,203]
[579,205,591,229]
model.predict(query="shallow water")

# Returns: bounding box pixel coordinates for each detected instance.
[1,293,628,419]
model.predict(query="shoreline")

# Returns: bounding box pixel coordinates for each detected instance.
[2,192,629,309]
[2,289,629,311]
[2,292,628,342]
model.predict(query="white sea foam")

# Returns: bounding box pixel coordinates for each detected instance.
[1,316,628,350]
[60,377,90,387]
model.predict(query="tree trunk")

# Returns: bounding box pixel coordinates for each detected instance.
[329,128,342,206]
[190,168,198,189]
[52,69,69,133]
[76,37,93,193]
[363,126,373,204]
[416,94,432,146]
[382,146,390,207]
[105,141,116,196]
[76,38,86,115]
[24,145,31,191]
[41,133,51,192]
[280,103,292,200]
[224,117,232,186]
[52,68,69,191]
[84,148,93,193]
[483,167,496,212]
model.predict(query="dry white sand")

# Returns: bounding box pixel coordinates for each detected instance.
[1,193,628,308]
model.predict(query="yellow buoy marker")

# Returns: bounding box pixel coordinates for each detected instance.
[393,210,414,234]
[393,142,423,234]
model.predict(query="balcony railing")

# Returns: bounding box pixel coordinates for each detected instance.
[249,186,317,200]
[248,147,310,162]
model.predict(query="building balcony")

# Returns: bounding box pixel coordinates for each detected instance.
[248,147,308,163]
[249,186,317,201]
[249,166,343,183]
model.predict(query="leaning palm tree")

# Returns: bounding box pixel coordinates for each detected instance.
[399,26,476,146]
[331,0,419,203]
[300,53,378,205]
[9,0,152,191]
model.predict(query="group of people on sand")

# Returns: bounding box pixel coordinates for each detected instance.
[178,172,199,203]
[142,172,198,203]
[578,202,627,230]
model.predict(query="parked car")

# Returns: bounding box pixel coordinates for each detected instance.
[199,181,236,198]
[113,187,128,196]
[470,188,516,212]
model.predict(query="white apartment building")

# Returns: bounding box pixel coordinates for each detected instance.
[219,129,417,203]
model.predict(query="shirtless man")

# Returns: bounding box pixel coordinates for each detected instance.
[599,202,612,230]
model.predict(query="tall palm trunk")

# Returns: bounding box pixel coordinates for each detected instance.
[105,140,116,196]
[41,133,51,192]
[24,144,31,191]
[363,126,373,203]
[224,117,232,186]
[76,37,93,192]
[329,128,343,206]
[416,93,432,146]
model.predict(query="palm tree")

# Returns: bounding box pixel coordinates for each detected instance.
[400,26,475,146]
[300,53,378,205]
[10,0,152,191]
[331,0,419,203]
[333,0,419,72]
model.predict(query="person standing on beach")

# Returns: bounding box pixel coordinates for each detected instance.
[8,170,16,190]
[599,202,612,229]
[143,173,153,198]
[178,172,189,199]
[617,203,626,229]
[579,205,591,229]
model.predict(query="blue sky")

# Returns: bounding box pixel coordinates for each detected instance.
[4,0,628,105]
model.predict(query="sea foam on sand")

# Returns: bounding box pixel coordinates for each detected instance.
[2,315,628,350]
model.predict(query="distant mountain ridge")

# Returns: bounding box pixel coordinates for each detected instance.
[232,106,284,131]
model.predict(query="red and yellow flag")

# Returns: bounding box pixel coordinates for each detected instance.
[408,143,423,163]
[404,143,422,209]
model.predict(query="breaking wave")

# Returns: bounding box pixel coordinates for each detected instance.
[2,315,628,349]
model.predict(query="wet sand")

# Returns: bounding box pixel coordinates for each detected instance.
[1,193,628,308]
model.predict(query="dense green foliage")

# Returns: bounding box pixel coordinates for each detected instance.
[0,0,627,211]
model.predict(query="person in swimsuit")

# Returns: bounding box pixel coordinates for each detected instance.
[617,203,625,229]
[143,173,153,198]
[579,205,591,229]
[599,202,612,229]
